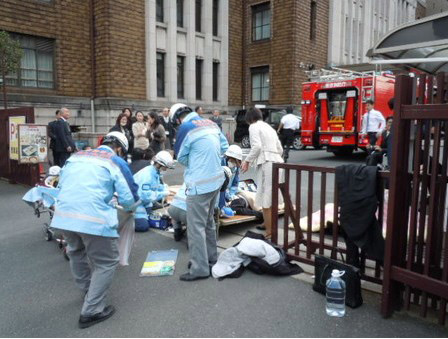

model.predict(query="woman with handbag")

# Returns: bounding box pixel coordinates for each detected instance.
[241,107,284,239]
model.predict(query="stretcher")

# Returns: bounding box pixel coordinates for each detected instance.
[166,185,285,228]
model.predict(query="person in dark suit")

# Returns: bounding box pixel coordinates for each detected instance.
[54,107,76,167]
[48,109,61,166]
[160,107,175,149]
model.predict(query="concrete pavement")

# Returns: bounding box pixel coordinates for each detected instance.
[1,154,447,337]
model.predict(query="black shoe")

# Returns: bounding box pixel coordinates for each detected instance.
[174,228,185,242]
[179,273,209,281]
[256,225,266,231]
[78,305,116,329]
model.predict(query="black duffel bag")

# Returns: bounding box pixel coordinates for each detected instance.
[312,254,363,308]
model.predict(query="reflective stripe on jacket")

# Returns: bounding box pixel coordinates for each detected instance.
[51,145,139,237]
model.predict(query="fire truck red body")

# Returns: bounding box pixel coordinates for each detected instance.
[300,70,395,155]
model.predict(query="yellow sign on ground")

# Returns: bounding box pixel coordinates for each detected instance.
[9,116,26,160]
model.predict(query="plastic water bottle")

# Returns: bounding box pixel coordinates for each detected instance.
[326,269,346,317]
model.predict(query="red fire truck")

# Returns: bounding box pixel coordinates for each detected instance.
[300,69,395,156]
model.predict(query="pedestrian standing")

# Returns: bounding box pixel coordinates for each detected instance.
[53,107,76,167]
[109,113,133,152]
[360,99,386,152]
[277,112,300,162]
[172,103,229,281]
[147,111,166,154]
[195,106,205,115]
[50,132,140,328]
[48,109,61,166]
[160,107,175,149]
[210,109,223,130]
[241,107,284,239]
[132,111,149,150]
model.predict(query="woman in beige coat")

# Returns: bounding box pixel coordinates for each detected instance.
[132,111,149,149]
[241,107,284,238]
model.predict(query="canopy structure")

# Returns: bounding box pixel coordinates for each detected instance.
[367,12,448,74]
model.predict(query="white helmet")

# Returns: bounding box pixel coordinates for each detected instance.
[225,145,243,161]
[222,166,232,180]
[170,103,192,126]
[103,131,129,153]
[48,166,61,176]
[154,150,175,169]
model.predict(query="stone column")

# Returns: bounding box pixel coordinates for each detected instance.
[166,0,178,102]
[185,0,196,103]
[220,0,229,109]
[203,0,213,105]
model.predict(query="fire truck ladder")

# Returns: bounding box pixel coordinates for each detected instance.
[305,67,377,101]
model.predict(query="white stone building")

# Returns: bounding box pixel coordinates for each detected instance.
[328,0,419,67]
[145,0,229,111]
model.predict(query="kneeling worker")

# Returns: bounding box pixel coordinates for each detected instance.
[50,131,140,329]
[133,150,174,232]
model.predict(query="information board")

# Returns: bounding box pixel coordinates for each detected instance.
[18,124,48,164]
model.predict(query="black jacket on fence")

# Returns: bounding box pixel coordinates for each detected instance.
[335,164,385,264]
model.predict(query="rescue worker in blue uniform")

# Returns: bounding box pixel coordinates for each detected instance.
[51,131,140,329]
[133,150,174,232]
[218,145,242,212]
[172,103,229,281]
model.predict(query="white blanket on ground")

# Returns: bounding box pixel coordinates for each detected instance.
[212,238,280,278]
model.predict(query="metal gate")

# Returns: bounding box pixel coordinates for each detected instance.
[382,73,448,325]
[0,107,39,186]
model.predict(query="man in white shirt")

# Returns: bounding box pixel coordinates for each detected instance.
[360,99,386,150]
[277,111,300,162]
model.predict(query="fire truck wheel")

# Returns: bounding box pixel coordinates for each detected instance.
[293,136,306,150]
[241,135,251,149]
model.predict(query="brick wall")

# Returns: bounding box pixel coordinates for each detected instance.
[0,0,92,97]
[228,0,329,108]
[228,0,243,107]
[0,0,146,100]
[94,0,146,99]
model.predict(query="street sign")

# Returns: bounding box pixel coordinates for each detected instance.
[17,124,48,164]
[9,116,26,160]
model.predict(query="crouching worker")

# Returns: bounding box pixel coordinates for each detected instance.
[50,131,140,329]
[168,183,187,241]
[133,150,174,232]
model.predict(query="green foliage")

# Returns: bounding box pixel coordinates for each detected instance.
[0,31,23,77]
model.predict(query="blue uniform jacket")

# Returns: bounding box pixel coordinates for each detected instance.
[133,165,168,219]
[51,146,139,237]
[174,112,229,196]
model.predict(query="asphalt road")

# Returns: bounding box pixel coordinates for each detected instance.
[1,149,447,337]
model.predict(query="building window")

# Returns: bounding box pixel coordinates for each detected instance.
[213,62,219,101]
[252,2,270,41]
[6,33,54,89]
[310,1,317,40]
[177,0,184,28]
[213,0,219,36]
[195,0,202,32]
[156,0,164,23]
[196,59,203,100]
[156,52,165,97]
[177,56,185,99]
[251,66,269,102]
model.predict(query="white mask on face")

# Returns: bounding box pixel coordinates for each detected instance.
[228,162,236,169]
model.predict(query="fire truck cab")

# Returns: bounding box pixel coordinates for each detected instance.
[300,68,395,156]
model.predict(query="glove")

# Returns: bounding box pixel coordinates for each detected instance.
[221,207,235,218]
